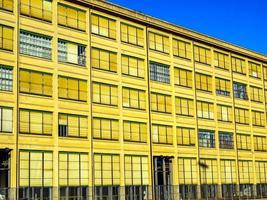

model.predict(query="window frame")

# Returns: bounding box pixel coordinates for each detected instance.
[123,120,147,143]
[0,65,13,92]
[219,132,234,149]
[194,45,211,65]
[174,67,192,88]
[148,31,169,54]
[0,24,14,51]
[172,38,191,60]
[175,97,194,117]
[92,82,118,106]
[176,127,195,146]
[93,117,119,141]
[149,61,170,84]
[195,73,212,93]
[122,87,146,110]
[150,92,172,114]
[197,101,214,120]
[215,77,230,96]
[120,22,144,47]
[121,54,145,79]
[198,129,215,148]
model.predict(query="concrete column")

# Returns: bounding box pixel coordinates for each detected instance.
[217,184,222,199]
[119,186,125,200]
[197,184,201,199]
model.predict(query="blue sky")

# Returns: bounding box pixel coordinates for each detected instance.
[108,0,267,55]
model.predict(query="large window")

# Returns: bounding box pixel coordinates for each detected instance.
[249,61,261,79]
[121,55,145,78]
[215,78,230,96]
[93,117,119,140]
[173,39,191,59]
[58,76,87,102]
[0,107,12,133]
[175,97,194,117]
[149,61,170,83]
[19,69,52,97]
[198,130,215,148]
[121,23,144,47]
[19,109,52,135]
[152,124,172,145]
[122,87,146,110]
[220,160,236,184]
[250,86,263,102]
[92,47,117,72]
[123,121,147,143]
[176,127,195,146]
[255,162,267,184]
[20,0,52,22]
[174,67,192,88]
[58,40,86,66]
[219,132,234,149]
[0,0,13,11]
[237,134,251,150]
[0,25,13,51]
[0,65,12,91]
[59,152,89,199]
[91,14,116,39]
[233,82,248,100]
[252,110,265,127]
[195,73,212,92]
[239,160,253,184]
[125,155,149,200]
[197,101,214,120]
[19,151,53,200]
[94,154,120,199]
[254,136,267,151]
[58,113,88,138]
[232,57,246,74]
[194,45,211,65]
[149,32,169,54]
[58,4,86,31]
[199,159,217,184]
[92,82,118,106]
[217,104,232,122]
[214,51,229,70]
[20,31,51,59]
[150,92,171,113]
[235,108,249,124]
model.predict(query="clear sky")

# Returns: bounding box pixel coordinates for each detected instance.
[108,0,267,55]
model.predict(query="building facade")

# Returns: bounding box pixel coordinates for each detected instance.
[0,0,267,199]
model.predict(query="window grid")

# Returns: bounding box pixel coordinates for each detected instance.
[175,97,194,117]
[91,14,116,39]
[250,86,263,103]
[249,62,261,79]
[255,161,267,183]
[149,32,169,54]
[123,121,147,143]
[122,87,146,110]
[263,66,267,80]
[195,73,212,92]
[0,0,13,11]
[199,159,217,184]
[176,127,195,146]
[92,82,118,106]
[254,136,267,152]
[174,68,192,88]
[237,134,251,150]
[0,65,12,91]
[121,54,145,78]
[92,47,117,72]
[172,39,191,60]
[220,160,236,184]
[215,78,230,96]
[232,57,246,75]
[152,124,173,145]
[178,157,197,184]
[121,23,144,47]
[194,46,211,65]
[239,160,253,184]
[149,62,170,83]
[197,101,214,120]
[219,132,234,149]
[150,92,171,113]
[235,108,249,125]
[252,110,265,127]
[214,51,229,70]
[93,117,119,141]
[198,130,215,148]
[0,24,13,51]
[0,107,12,133]
[217,104,232,122]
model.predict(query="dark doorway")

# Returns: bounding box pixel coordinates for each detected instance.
[0,149,11,199]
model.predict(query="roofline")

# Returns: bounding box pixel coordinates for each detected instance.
[69,0,267,63]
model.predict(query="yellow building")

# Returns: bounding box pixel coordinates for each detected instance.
[0,0,267,199]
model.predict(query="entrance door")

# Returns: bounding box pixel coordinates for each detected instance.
[153,156,173,200]
[0,149,11,199]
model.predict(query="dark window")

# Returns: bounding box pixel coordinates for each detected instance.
[219,132,234,149]
[233,82,248,100]
[0,65,13,92]
[198,130,215,148]
[94,186,119,200]
[149,62,170,83]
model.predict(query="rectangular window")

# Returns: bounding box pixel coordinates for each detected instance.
[197,101,214,120]
[58,76,87,102]
[0,0,13,11]
[255,162,267,184]
[175,97,194,117]
[263,66,267,80]
[220,160,236,184]
[232,57,246,74]
[249,61,261,79]
[0,65,12,91]
[215,78,230,96]
[239,160,253,184]
[19,109,52,135]
[178,158,197,184]
[219,132,234,149]
[58,113,87,138]
[0,24,13,51]
[121,55,145,78]
[123,121,147,143]
[176,127,195,146]
[122,87,146,110]
[235,108,249,124]
[195,73,212,92]
[233,82,248,100]
[174,68,192,88]
[252,110,265,127]
[20,30,51,59]
[250,86,263,103]
[214,51,229,70]
[58,4,86,31]
[19,69,52,97]
[149,32,169,54]
[93,117,119,140]
[92,82,118,106]
[149,61,170,83]
[58,40,86,66]
[199,159,217,184]
[198,130,215,148]
[152,124,172,144]
[194,45,211,65]
[121,23,144,47]
[217,104,232,122]
[173,39,191,59]
[237,134,251,150]
[91,13,116,39]
[21,0,52,22]
[92,47,117,72]
[19,151,53,200]
[254,136,267,151]
[0,107,12,133]
[150,92,171,113]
